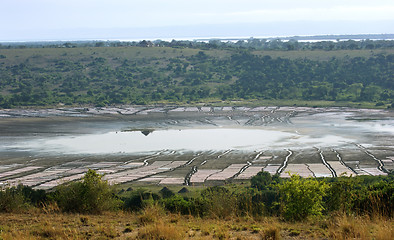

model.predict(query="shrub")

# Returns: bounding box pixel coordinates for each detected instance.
[325,177,359,214]
[251,171,280,190]
[279,174,328,221]
[161,195,191,214]
[353,180,394,217]
[325,176,394,217]
[0,185,29,212]
[159,187,175,198]
[20,185,47,206]
[123,189,161,212]
[53,169,122,213]
[138,203,165,225]
[199,186,237,218]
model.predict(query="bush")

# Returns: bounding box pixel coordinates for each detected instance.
[325,177,359,214]
[161,195,191,214]
[251,171,280,190]
[20,185,47,206]
[53,169,122,213]
[199,186,237,218]
[0,185,29,212]
[325,176,394,217]
[352,180,394,217]
[279,174,328,221]
[159,187,175,198]
[122,189,161,212]
[235,189,265,216]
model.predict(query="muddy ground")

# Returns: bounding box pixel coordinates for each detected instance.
[0,106,393,189]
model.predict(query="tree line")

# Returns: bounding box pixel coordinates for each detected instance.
[1,37,394,51]
[1,169,392,222]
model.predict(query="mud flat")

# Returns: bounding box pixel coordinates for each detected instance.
[0,106,393,188]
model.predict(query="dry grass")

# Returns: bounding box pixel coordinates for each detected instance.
[327,214,394,240]
[0,210,392,240]
[137,220,185,240]
[137,203,165,226]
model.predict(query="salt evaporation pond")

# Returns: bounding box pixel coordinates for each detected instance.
[0,106,393,188]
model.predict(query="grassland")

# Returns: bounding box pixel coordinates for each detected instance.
[1,168,392,239]
[0,205,392,239]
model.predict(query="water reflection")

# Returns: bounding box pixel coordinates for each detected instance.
[20,128,354,154]
[1,110,393,155]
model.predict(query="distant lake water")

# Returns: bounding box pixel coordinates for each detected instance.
[1,108,393,155]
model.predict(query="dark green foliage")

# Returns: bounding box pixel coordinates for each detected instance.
[53,169,122,214]
[251,171,281,190]
[0,185,28,212]
[0,185,48,212]
[324,175,394,217]
[0,44,393,108]
[324,177,359,214]
[353,180,394,217]
[161,195,192,215]
[251,171,273,190]
[0,170,391,222]
[118,172,394,220]
[122,189,161,212]
[235,188,265,216]
[199,186,238,218]
[19,185,47,206]
[159,187,175,198]
[250,172,282,215]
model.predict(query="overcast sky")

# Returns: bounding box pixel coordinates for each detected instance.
[1,0,393,41]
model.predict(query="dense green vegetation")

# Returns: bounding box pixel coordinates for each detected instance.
[1,170,392,221]
[0,39,393,108]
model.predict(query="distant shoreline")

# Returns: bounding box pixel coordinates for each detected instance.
[1,33,394,44]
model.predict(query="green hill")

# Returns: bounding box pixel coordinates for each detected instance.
[0,42,393,108]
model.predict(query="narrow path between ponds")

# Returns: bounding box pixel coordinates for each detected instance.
[356,144,386,173]
[277,149,292,174]
[233,161,252,179]
[315,148,336,177]
[332,149,357,174]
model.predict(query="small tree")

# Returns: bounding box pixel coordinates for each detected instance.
[0,185,28,212]
[54,169,121,213]
[251,171,280,190]
[279,174,328,221]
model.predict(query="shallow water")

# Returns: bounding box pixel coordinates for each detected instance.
[17,128,354,154]
[0,108,393,155]
[0,107,393,187]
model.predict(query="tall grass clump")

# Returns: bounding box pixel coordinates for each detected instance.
[137,220,184,240]
[199,186,238,219]
[328,214,370,240]
[53,169,122,213]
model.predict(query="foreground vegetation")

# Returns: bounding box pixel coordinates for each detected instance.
[0,170,392,239]
[1,208,392,239]
[0,40,393,108]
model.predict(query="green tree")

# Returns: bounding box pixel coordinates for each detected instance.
[0,185,28,212]
[54,169,121,213]
[279,174,328,221]
[251,171,280,191]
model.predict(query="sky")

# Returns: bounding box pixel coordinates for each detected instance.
[0,0,393,42]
